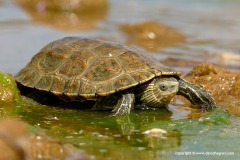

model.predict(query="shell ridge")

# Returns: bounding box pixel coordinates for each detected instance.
[78,55,99,80]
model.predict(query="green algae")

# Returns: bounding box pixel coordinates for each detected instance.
[0,72,21,105]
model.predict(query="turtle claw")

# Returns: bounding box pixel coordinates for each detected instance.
[200,100,216,110]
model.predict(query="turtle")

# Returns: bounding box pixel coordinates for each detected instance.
[15,37,216,116]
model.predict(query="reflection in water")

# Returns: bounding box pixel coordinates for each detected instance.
[16,0,108,31]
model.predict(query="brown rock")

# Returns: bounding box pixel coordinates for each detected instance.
[0,119,27,160]
[16,0,108,31]
[184,63,240,116]
[25,133,91,160]
[0,119,91,160]
[120,21,185,51]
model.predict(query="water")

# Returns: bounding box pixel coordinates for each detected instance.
[1,0,240,74]
[0,0,240,159]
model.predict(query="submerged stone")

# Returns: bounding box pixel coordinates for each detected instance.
[16,0,108,31]
[120,21,186,51]
[143,128,167,138]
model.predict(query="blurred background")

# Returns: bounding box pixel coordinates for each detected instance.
[1,0,240,75]
[1,1,240,160]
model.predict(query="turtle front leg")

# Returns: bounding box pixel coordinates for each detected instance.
[177,78,217,109]
[111,93,135,116]
[94,93,135,116]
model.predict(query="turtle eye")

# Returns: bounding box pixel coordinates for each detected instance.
[159,84,168,91]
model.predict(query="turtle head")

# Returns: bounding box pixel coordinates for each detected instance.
[136,77,179,108]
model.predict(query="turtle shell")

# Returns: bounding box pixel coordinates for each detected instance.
[15,37,181,100]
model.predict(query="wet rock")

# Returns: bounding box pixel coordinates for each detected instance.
[120,21,185,51]
[220,52,240,61]
[0,119,26,160]
[184,63,240,116]
[0,72,20,105]
[25,133,92,160]
[16,0,108,31]
[0,119,92,160]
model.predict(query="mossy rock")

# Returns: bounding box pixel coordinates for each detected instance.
[0,71,20,105]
